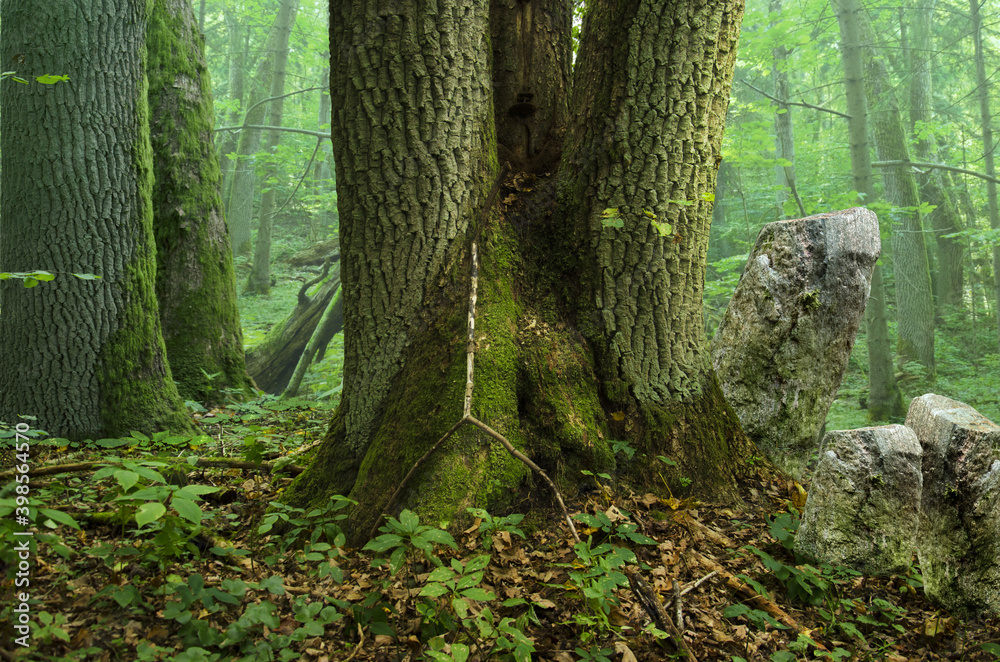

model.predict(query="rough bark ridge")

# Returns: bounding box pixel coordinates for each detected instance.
[0,0,194,439]
[286,0,758,543]
[148,0,255,404]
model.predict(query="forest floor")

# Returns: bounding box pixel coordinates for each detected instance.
[2,400,999,662]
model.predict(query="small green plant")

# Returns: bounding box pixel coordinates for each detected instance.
[364,508,458,574]
[743,545,829,606]
[575,645,615,662]
[657,455,692,487]
[609,439,635,460]
[466,507,526,549]
[553,539,634,636]
[572,508,656,546]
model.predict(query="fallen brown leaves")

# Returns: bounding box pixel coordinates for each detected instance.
[4,448,1000,662]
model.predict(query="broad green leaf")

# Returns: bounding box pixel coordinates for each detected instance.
[35,74,69,84]
[135,502,166,527]
[39,508,80,530]
[419,583,449,598]
[398,508,419,533]
[115,470,140,492]
[460,587,495,601]
[171,497,203,524]
[363,533,402,553]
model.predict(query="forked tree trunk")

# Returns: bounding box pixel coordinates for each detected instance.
[831,0,905,421]
[286,0,756,544]
[147,0,256,404]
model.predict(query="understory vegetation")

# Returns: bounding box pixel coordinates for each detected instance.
[2,400,998,661]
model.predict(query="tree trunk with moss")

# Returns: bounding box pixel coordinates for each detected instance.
[285,0,757,544]
[0,0,196,440]
[147,0,255,404]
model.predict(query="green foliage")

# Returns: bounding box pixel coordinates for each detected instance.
[552,539,634,637]
[364,508,458,575]
[466,507,525,549]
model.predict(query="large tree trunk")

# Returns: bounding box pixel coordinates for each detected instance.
[0,0,195,439]
[286,0,756,544]
[970,0,1000,350]
[245,0,300,295]
[831,0,905,421]
[147,0,256,404]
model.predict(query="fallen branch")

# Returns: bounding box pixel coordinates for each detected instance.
[680,570,718,596]
[626,568,697,661]
[690,550,813,639]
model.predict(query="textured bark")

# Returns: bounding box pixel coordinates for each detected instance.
[491,0,572,172]
[286,0,758,543]
[0,0,195,439]
[831,0,905,420]
[862,19,936,378]
[907,1,964,314]
[970,0,1000,350]
[245,0,300,295]
[147,0,255,404]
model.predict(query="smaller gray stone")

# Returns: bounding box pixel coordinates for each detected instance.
[794,425,922,576]
[907,394,1000,616]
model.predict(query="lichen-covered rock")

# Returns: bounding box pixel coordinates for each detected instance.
[906,394,1000,616]
[711,208,880,477]
[793,425,922,575]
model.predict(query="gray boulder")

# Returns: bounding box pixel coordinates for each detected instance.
[794,425,922,575]
[712,208,880,477]
[906,394,1000,615]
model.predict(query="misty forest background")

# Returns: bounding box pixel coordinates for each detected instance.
[199,0,1000,429]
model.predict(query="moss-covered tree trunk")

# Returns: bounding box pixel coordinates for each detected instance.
[147,0,256,404]
[0,0,196,440]
[286,0,758,544]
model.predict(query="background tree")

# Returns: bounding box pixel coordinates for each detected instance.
[147,0,256,403]
[0,0,195,439]
[285,0,756,543]
[245,0,300,295]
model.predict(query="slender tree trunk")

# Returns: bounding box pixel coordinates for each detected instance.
[226,23,275,257]
[908,1,964,315]
[862,21,936,378]
[286,0,755,544]
[147,0,256,403]
[245,0,300,295]
[0,0,195,439]
[219,6,246,203]
[770,0,804,220]
[491,0,572,172]
[970,0,1000,349]
[831,0,905,419]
